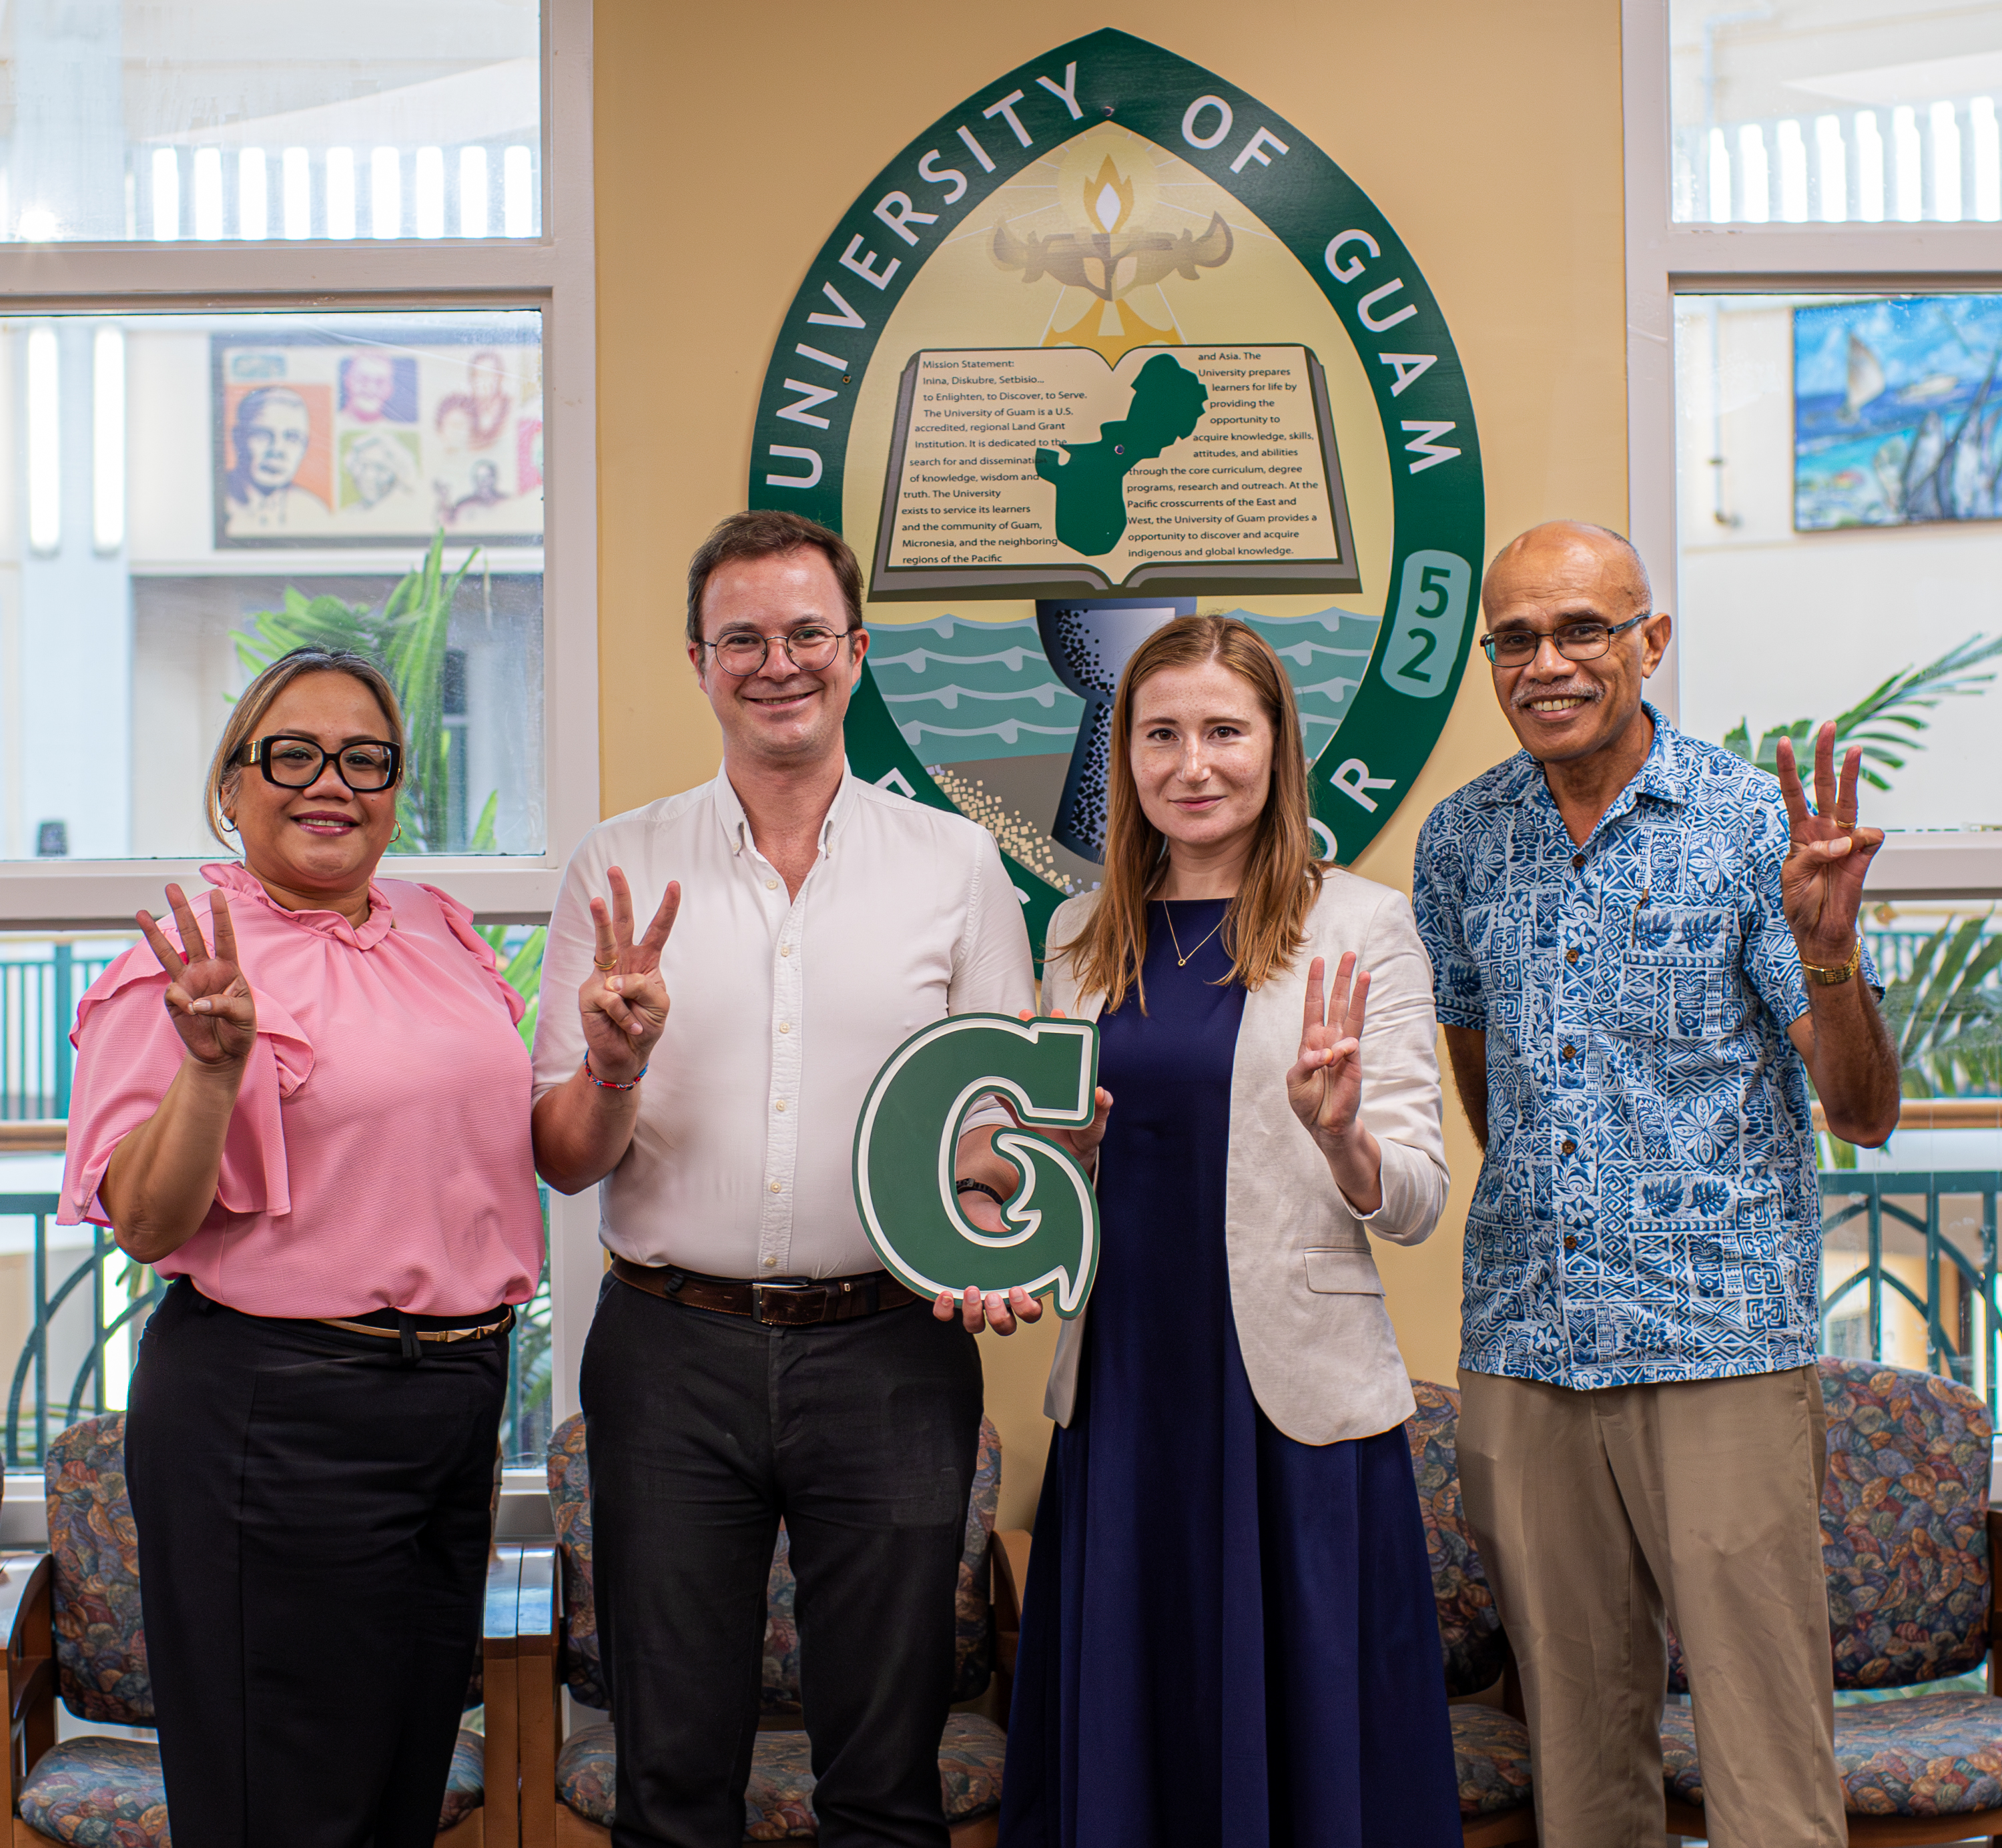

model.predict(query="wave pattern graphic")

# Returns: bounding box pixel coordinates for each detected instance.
[869,609,1381,763]
[1231,608,1382,756]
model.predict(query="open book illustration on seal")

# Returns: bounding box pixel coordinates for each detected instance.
[868,343,1361,601]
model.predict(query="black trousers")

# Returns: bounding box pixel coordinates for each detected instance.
[580,1276,984,1848]
[125,1277,507,1848]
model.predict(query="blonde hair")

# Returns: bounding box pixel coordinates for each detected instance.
[206,649,405,845]
[1054,615,1323,1013]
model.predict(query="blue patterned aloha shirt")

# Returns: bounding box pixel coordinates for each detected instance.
[1413,705,1871,1390]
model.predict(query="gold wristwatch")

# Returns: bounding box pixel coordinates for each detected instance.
[1800,938,1862,986]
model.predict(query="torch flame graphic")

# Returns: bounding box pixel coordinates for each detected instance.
[1086,157,1134,234]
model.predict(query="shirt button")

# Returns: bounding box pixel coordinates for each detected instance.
[779,1022,791,1034]
[763,1255,777,1267]
[1571,853,1585,870]
[1562,1139,1576,1155]
[774,1100,786,1113]
[1564,1235,1579,1252]
[1565,947,1580,966]
[765,878,779,891]
[769,1180,781,1193]
[780,944,792,956]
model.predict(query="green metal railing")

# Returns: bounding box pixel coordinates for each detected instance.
[0,1194,553,1466]
[0,948,122,1119]
[0,1197,161,1464]
[1818,1171,2002,1413]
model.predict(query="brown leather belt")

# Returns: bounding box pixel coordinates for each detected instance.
[610,1256,919,1326]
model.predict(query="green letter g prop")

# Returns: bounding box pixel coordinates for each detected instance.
[852,1013,1100,1317]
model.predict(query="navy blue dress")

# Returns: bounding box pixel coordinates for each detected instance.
[999,900,1461,1848]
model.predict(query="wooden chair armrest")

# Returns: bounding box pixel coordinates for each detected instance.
[515,1545,561,1848]
[992,1529,1032,1675]
[484,1545,526,1847]
[0,1554,54,1813]
[1988,1512,2002,1695]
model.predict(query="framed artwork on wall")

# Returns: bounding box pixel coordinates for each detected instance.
[211,326,545,548]
[1795,294,2002,532]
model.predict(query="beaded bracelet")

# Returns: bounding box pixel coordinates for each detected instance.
[584,1058,648,1091]
[954,1178,1007,1207]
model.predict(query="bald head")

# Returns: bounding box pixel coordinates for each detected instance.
[1477,519,1670,775]
[1483,521,1651,617]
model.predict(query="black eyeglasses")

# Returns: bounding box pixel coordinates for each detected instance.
[1480,613,1652,666]
[240,734,403,792]
[699,625,856,677]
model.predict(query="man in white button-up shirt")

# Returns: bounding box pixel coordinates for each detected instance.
[531,511,1035,1848]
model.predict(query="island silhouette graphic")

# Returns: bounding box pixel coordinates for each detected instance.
[1034,352,1210,556]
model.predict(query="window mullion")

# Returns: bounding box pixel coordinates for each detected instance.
[0,243,561,306]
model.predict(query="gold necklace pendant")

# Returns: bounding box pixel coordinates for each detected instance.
[1163,902,1227,968]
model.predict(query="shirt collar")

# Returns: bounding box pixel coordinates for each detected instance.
[1477,701,1689,819]
[200,860,396,950]
[711,763,858,861]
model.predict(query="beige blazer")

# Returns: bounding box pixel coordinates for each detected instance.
[1040,872,1449,1446]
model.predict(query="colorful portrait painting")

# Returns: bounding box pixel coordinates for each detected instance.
[338,428,422,513]
[213,328,543,549]
[1796,294,2002,531]
[221,382,336,539]
[338,352,418,424]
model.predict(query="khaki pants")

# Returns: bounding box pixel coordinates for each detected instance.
[1457,1366,1845,1848]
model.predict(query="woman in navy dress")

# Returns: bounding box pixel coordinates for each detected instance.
[994,616,1461,1847]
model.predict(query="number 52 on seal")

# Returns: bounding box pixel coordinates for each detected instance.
[851,1014,1102,1317]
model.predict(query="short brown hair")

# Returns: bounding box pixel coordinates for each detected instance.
[206,649,405,846]
[1054,615,1323,1013]
[685,510,865,647]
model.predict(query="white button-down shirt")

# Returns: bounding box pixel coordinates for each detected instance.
[531,771,1036,1279]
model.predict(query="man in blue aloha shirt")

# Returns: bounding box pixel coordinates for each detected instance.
[1413,521,1901,1848]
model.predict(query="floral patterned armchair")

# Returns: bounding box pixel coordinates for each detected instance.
[1407,1379,1538,1848]
[1661,1357,2002,1844]
[522,1411,1011,1845]
[0,1413,496,1847]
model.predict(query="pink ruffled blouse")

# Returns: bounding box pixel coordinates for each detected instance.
[60,862,544,1319]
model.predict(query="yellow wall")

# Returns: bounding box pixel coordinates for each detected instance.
[595,0,1630,1528]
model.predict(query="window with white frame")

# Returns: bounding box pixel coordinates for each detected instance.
[1672,1,2002,228]
[1632,0,2002,1402]
[0,0,597,1464]
[0,0,597,912]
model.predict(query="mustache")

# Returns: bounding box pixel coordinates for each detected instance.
[1512,679,1605,710]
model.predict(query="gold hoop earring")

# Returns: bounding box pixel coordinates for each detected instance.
[390,823,403,844]
[220,817,238,834]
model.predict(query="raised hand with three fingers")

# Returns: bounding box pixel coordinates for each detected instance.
[1769,717,1902,1149]
[1286,952,1384,1215]
[578,868,682,1085]
[136,884,257,1069]
[1773,719,1883,970]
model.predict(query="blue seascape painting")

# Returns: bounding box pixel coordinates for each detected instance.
[868,607,1381,765]
[1795,294,2002,530]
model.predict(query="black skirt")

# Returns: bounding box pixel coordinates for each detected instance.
[125,1277,507,1848]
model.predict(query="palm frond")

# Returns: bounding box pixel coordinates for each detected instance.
[1877,913,2002,1097]
[1724,633,2002,792]
[475,920,545,1048]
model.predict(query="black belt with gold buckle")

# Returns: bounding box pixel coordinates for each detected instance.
[610,1257,918,1325]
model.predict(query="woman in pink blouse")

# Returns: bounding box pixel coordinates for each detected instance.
[61,647,544,1848]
